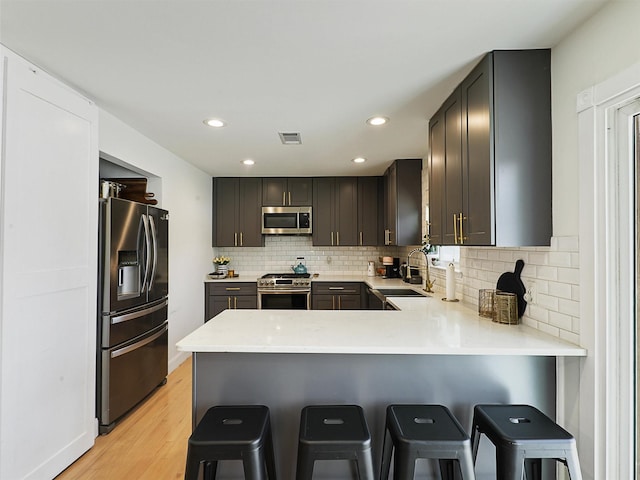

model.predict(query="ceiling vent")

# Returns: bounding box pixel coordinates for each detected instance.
[278,132,302,145]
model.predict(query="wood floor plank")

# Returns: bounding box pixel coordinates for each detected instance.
[56,356,192,480]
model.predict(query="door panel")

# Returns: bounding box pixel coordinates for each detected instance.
[147,206,169,302]
[1,51,98,479]
[462,56,493,245]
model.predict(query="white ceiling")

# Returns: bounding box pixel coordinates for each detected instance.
[0,0,608,177]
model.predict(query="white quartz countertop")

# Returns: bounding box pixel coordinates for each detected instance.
[177,291,587,356]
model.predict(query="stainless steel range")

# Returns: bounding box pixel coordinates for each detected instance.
[257,273,311,309]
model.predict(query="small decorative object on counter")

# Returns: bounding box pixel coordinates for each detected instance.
[367,261,375,277]
[291,257,307,274]
[494,292,519,324]
[213,256,231,276]
[496,259,527,317]
[478,289,496,319]
[442,262,458,302]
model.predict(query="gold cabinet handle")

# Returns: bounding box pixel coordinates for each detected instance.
[338,296,342,310]
[453,214,458,244]
[458,213,465,244]
[331,232,334,246]
[234,297,237,309]
[282,192,286,206]
[240,232,243,246]
[359,231,363,245]
[225,287,241,291]
[228,297,231,309]
[234,232,238,247]
[288,191,291,205]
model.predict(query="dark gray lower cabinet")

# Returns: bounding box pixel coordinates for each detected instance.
[312,282,363,310]
[205,282,257,321]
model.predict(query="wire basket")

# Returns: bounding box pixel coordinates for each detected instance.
[478,289,496,319]
[494,292,519,325]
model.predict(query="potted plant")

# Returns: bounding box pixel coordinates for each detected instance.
[213,256,231,275]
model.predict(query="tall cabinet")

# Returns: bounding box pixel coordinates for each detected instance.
[384,159,423,246]
[212,177,264,247]
[428,49,552,246]
[312,177,358,246]
[0,48,99,478]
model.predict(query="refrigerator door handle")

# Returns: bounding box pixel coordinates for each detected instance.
[110,324,167,359]
[148,214,158,291]
[141,214,152,292]
[111,300,168,325]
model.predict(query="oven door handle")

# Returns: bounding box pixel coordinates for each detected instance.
[258,289,311,294]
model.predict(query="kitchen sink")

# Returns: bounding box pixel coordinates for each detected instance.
[375,288,427,297]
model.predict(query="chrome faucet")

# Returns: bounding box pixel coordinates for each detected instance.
[407,247,435,293]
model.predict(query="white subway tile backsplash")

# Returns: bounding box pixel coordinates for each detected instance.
[216,234,582,345]
[547,281,572,300]
[459,236,581,344]
[557,267,580,285]
[549,311,573,331]
[559,298,580,317]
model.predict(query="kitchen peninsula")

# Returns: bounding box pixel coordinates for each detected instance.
[177,292,585,479]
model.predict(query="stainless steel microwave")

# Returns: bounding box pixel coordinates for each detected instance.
[261,206,312,235]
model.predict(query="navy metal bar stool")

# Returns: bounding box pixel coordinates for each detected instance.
[184,405,277,480]
[296,404,375,480]
[471,404,582,480]
[379,404,475,480]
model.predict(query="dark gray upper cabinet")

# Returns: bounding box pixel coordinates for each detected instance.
[428,90,462,245]
[384,159,423,246]
[212,177,264,247]
[428,49,551,247]
[357,176,383,246]
[312,177,358,246]
[262,177,312,206]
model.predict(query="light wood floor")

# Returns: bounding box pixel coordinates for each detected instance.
[56,357,192,480]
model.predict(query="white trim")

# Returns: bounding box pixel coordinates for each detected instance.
[578,61,640,480]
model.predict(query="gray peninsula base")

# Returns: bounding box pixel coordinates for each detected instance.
[191,352,555,480]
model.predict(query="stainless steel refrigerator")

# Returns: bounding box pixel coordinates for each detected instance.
[97,197,169,434]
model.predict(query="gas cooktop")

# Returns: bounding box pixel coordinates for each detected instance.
[257,273,311,289]
[260,273,311,279]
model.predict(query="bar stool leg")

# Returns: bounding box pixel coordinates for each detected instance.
[265,423,277,480]
[184,446,202,480]
[470,426,481,464]
[356,448,375,480]
[458,447,476,480]
[524,458,541,480]
[295,445,314,480]
[496,447,524,480]
[438,459,455,480]
[379,427,393,480]
[565,448,584,480]
[203,461,217,480]
[242,449,266,480]
[394,448,416,480]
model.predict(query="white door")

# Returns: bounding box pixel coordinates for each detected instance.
[0,48,98,479]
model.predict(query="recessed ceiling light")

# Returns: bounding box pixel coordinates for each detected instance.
[241,159,255,166]
[366,116,389,126]
[203,118,226,128]
[352,157,367,164]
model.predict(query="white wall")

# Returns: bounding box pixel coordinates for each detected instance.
[552,0,640,236]
[99,110,212,371]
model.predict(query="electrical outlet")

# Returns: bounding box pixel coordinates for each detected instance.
[524,283,536,304]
